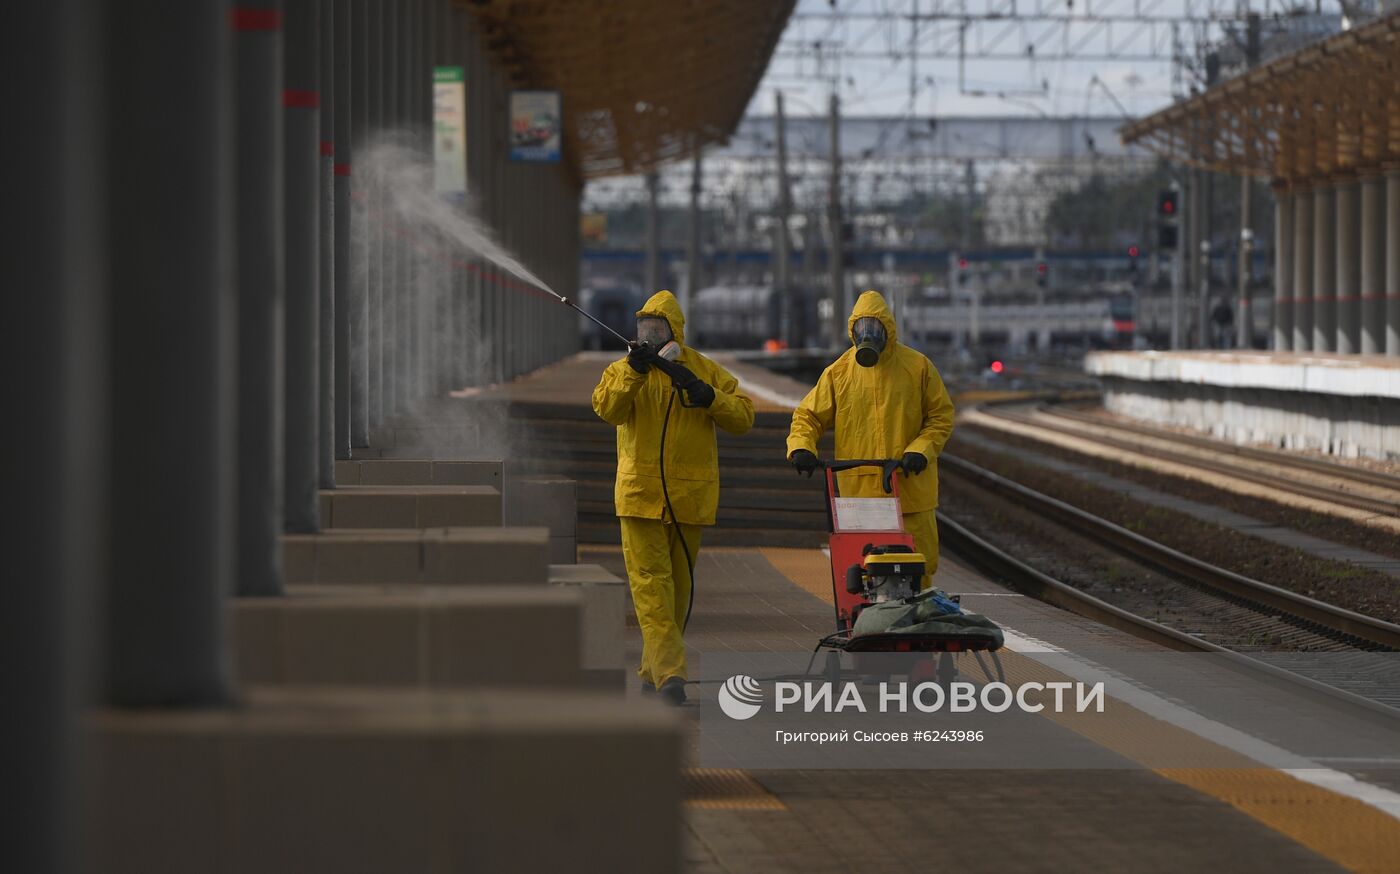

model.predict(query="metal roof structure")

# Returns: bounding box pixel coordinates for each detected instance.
[1120,12,1400,182]
[462,0,797,179]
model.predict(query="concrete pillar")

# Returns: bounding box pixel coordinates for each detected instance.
[284,0,321,532]
[1388,171,1400,356]
[1360,175,1386,355]
[381,4,398,416]
[318,0,338,480]
[1335,179,1360,354]
[336,0,358,453]
[235,0,286,594]
[107,0,233,705]
[1312,184,1336,353]
[645,172,660,293]
[1292,187,1314,351]
[366,0,384,427]
[7,2,101,867]
[394,0,413,408]
[1272,186,1293,351]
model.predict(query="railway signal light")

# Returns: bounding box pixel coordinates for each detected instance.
[1035,261,1047,288]
[990,360,1004,374]
[1127,246,1140,278]
[1157,189,1179,251]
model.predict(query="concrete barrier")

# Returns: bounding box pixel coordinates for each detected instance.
[549,564,627,688]
[319,485,501,528]
[282,527,550,586]
[507,476,578,563]
[94,686,682,873]
[235,586,583,688]
[334,459,503,487]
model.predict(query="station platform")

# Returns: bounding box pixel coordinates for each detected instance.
[467,352,1400,873]
[1086,350,1400,461]
[581,543,1400,874]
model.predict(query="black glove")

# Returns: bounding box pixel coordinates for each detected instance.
[682,379,715,408]
[791,449,819,477]
[901,451,928,475]
[626,344,655,374]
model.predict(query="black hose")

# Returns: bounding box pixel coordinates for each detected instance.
[659,388,698,630]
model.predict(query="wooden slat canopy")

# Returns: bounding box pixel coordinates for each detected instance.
[462,0,796,180]
[1120,13,1400,183]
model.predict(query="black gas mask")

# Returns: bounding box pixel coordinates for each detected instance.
[851,316,887,367]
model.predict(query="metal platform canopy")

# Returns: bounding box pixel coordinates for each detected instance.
[1120,15,1400,180]
[1120,13,1400,356]
[460,0,797,178]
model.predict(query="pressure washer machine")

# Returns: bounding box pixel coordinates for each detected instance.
[806,459,1005,686]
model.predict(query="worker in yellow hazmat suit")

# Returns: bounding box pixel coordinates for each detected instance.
[786,290,955,588]
[591,290,755,705]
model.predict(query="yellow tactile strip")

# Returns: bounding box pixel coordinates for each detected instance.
[759,546,835,604]
[683,768,786,810]
[758,546,1400,874]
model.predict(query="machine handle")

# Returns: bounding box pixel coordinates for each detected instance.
[820,458,906,494]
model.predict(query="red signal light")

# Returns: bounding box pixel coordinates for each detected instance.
[1128,246,1139,258]
[990,360,1004,374]
[958,258,969,270]
[1036,262,1047,275]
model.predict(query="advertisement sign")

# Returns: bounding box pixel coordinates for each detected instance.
[509,90,562,162]
[433,66,467,197]
[580,213,607,244]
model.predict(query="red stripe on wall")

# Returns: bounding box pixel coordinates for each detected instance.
[320,140,334,156]
[334,164,352,177]
[283,89,320,109]
[230,8,282,31]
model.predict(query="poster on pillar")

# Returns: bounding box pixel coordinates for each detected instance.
[433,66,467,200]
[509,90,562,163]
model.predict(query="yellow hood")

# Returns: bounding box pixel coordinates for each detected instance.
[636,289,685,345]
[848,290,897,346]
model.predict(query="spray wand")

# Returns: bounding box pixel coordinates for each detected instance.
[549,291,637,348]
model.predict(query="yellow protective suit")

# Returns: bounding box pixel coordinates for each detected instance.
[591,290,754,686]
[786,291,955,587]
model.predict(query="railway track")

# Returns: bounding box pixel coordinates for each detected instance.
[980,402,1400,518]
[938,452,1400,717]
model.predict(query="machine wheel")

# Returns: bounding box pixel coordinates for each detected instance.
[936,652,957,686]
[824,651,842,684]
[909,657,938,685]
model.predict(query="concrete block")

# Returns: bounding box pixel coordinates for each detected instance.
[430,460,503,486]
[550,534,578,564]
[550,564,627,687]
[505,476,578,537]
[333,459,504,487]
[416,488,501,527]
[282,528,550,586]
[235,586,583,688]
[282,531,422,585]
[94,687,682,874]
[322,490,420,528]
[426,588,582,686]
[333,459,363,484]
[421,526,550,585]
[282,537,316,585]
[320,486,502,529]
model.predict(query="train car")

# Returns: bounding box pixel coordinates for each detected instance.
[576,283,647,350]
[689,285,784,349]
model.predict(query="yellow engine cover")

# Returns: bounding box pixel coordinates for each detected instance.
[863,552,926,577]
